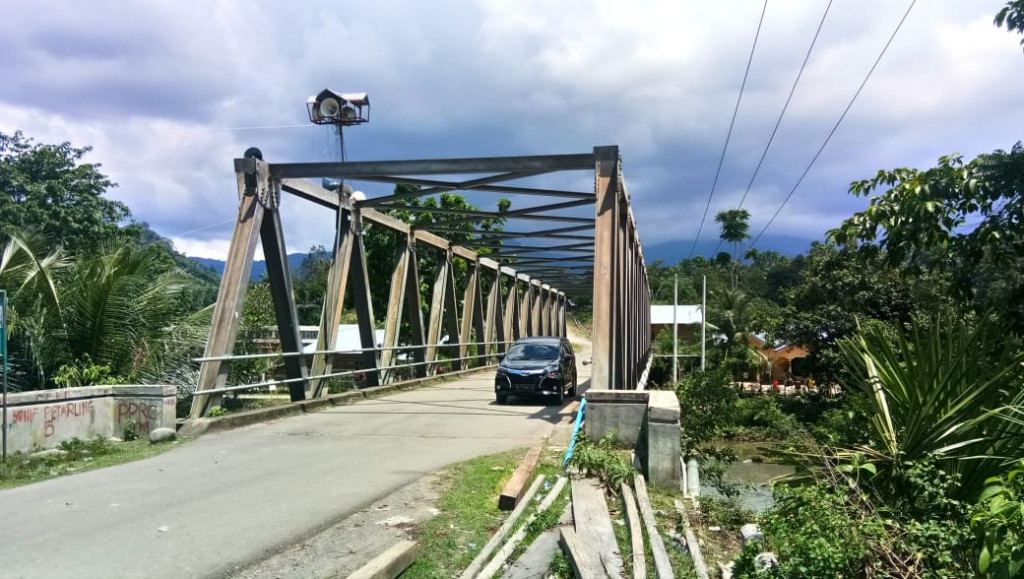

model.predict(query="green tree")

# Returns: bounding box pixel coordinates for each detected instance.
[996,0,1024,49]
[715,208,751,289]
[60,238,188,379]
[0,131,128,252]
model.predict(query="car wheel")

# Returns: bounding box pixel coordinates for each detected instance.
[568,379,577,397]
[552,384,565,406]
[496,394,508,405]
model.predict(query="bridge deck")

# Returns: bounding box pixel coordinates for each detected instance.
[0,369,586,578]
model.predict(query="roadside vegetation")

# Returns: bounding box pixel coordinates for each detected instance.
[644,6,1024,576]
[0,437,179,489]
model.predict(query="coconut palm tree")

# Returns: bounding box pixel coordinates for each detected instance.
[0,229,70,389]
[60,237,188,379]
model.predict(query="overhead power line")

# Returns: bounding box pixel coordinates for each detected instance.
[736,0,833,211]
[749,0,917,250]
[687,0,768,259]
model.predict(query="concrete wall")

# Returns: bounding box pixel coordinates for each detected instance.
[643,391,682,487]
[584,390,649,445]
[2,385,175,453]
[584,389,682,488]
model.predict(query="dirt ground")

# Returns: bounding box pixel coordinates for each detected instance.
[225,473,443,579]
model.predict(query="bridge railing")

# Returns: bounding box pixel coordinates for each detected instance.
[591,147,652,391]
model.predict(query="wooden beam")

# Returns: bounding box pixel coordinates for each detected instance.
[191,177,265,418]
[570,477,626,577]
[621,483,647,579]
[498,446,542,511]
[460,475,547,579]
[560,527,609,579]
[479,476,569,578]
[634,475,675,579]
[348,540,419,579]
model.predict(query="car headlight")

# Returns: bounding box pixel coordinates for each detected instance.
[545,365,560,378]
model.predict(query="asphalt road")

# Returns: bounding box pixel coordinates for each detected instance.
[0,370,582,579]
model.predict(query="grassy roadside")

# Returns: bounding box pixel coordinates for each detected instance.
[404,447,569,579]
[0,436,181,489]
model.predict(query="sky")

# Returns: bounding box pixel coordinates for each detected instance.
[2,0,1023,263]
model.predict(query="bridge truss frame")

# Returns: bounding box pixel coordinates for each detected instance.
[190,146,649,418]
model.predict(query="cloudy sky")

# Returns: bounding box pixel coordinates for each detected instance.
[2,0,1023,262]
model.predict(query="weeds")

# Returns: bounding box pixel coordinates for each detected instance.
[568,431,635,490]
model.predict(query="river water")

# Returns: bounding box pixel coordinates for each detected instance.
[701,441,795,513]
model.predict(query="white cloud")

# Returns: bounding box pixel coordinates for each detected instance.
[1,0,1022,261]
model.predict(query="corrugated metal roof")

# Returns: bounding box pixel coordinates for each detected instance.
[301,325,386,354]
[650,305,703,325]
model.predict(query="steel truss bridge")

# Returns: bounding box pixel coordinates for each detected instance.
[190,146,650,418]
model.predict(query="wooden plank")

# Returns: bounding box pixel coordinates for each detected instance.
[347,540,419,579]
[621,483,647,579]
[674,499,710,579]
[570,478,625,578]
[559,527,608,579]
[478,476,569,578]
[499,447,543,511]
[634,475,675,579]
[460,475,547,579]
[503,503,572,579]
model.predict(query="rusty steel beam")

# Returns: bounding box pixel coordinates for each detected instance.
[260,204,309,402]
[191,169,266,418]
[267,153,595,179]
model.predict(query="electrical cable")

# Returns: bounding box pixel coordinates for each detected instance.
[749,0,917,249]
[687,0,768,259]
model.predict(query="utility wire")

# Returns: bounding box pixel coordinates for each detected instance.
[712,0,833,257]
[736,0,833,211]
[687,0,768,259]
[749,0,917,249]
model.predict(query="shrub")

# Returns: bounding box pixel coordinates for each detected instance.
[760,483,885,578]
[568,431,635,490]
[972,460,1024,577]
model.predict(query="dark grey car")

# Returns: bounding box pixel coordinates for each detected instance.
[494,337,578,405]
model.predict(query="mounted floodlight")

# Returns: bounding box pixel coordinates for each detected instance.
[307,89,370,126]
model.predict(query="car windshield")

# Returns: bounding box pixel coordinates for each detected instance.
[505,343,559,361]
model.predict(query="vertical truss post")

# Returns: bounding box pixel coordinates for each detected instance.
[592,146,620,390]
[484,270,505,362]
[260,190,308,402]
[405,242,428,378]
[443,250,462,370]
[380,234,411,384]
[459,260,479,364]
[350,210,380,386]
[426,251,450,373]
[539,285,550,336]
[504,274,520,343]
[531,280,543,336]
[520,279,534,338]
[561,291,569,336]
[311,207,354,398]
[191,163,266,418]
